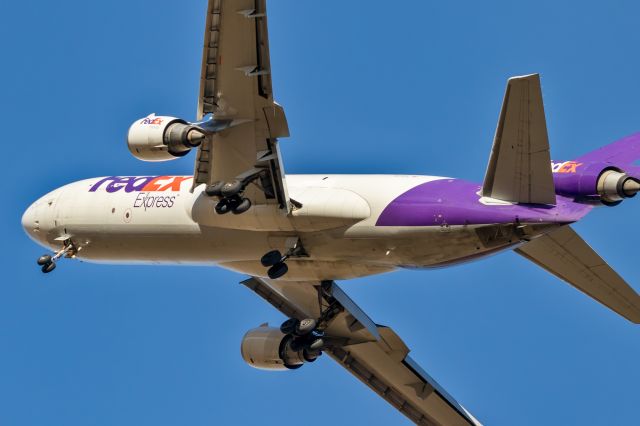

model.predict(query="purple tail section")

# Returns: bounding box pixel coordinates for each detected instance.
[376,179,591,227]
[376,133,640,229]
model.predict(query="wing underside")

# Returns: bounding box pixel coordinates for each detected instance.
[516,226,640,323]
[242,277,482,426]
[193,0,290,210]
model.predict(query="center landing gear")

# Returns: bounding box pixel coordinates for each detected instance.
[261,238,308,279]
[262,253,288,279]
[36,239,78,274]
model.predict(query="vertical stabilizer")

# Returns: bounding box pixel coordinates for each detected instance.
[482,74,556,204]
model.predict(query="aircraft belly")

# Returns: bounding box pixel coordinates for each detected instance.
[305,224,520,270]
[65,220,507,278]
[71,227,271,265]
[220,259,395,281]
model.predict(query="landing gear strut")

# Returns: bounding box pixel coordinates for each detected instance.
[37,239,78,274]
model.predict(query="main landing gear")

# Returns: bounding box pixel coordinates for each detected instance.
[37,239,78,274]
[280,318,324,360]
[205,169,268,215]
[275,283,346,362]
[261,238,308,280]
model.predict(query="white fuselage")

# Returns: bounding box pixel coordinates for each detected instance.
[22,174,523,281]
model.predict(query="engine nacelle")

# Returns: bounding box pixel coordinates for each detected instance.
[553,161,640,205]
[596,170,640,204]
[240,325,319,371]
[127,114,206,162]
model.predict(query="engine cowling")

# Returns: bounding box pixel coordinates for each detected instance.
[596,170,640,204]
[127,114,206,162]
[240,325,319,371]
[553,161,640,205]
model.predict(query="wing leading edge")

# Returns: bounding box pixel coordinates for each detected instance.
[242,277,482,426]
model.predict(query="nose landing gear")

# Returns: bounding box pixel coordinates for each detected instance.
[37,255,56,273]
[36,239,78,274]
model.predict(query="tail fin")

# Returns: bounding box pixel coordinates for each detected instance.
[516,225,640,323]
[482,74,556,204]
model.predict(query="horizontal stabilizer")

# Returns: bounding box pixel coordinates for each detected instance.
[482,74,556,204]
[516,226,640,323]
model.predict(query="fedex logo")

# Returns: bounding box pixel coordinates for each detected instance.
[89,176,192,193]
[141,117,164,125]
[551,161,583,174]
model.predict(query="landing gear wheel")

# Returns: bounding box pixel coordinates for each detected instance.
[296,318,318,336]
[280,318,299,335]
[205,181,225,197]
[231,198,251,215]
[267,262,288,279]
[261,250,282,267]
[215,196,240,214]
[41,262,56,273]
[221,179,243,197]
[37,255,52,265]
[214,199,231,214]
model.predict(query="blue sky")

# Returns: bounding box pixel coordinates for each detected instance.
[2,0,640,425]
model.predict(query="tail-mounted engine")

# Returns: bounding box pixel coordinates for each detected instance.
[596,170,640,205]
[127,114,206,162]
[240,319,324,371]
[553,161,640,205]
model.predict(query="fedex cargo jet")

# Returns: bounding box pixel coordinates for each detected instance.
[21,0,640,425]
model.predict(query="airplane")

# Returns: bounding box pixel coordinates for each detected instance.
[20,0,640,425]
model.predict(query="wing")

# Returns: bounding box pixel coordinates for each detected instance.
[516,225,640,323]
[482,74,556,205]
[242,277,482,426]
[193,0,290,210]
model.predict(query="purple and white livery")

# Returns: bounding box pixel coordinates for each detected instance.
[20,1,640,425]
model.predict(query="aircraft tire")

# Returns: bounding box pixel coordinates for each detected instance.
[221,179,243,197]
[295,318,317,336]
[232,198,251,214]
[41,262,56,273]
[267,262,288,279]
[205,181,224,197]
[280,318,299,335]
[261,250,282,267]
